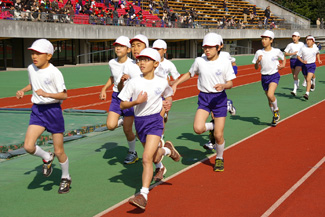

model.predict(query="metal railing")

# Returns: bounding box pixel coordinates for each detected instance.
[76,48,115,64]
[266,0,310,22]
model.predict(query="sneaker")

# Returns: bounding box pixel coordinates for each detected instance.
[153,166,167,182]
[58,178,71,194]
[164,141,181,162]
[129,194,147,210]
[290,91,296,96]
[227,99,236,115]
[214,158,224,172]
[164,112,168,123]
[271,116,277,127]
[203,141,214,150]
[273,110,280,122]
[124,151,139,164]
[43,152,55,177]
[303,93,309,100]
[302,79,307,87]
[208,119,215,144]
[311,83,315,92]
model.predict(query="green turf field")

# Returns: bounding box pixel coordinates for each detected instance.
[0,62,325,216]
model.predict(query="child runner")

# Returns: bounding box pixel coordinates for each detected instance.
[152,39,180,181]
[16,39,71,193]
[172,33,236,172]
[252,30,286,127]
[119,48,181,210]
[99,36,137,164]
[284,32,304,96]
[117,34,149,164]
[201,34,237,151]
[297,35,322,100]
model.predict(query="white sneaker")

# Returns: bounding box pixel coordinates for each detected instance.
[203,141,214,150]
[291,90,296,96]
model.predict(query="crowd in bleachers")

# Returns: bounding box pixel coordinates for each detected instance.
[0,0,284,29]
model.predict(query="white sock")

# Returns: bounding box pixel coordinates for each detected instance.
[205,122,214,131]
[270,106,274,113]
[140,187,149,200]
[128,138,136,153]
[33,145,51,162]
[306,92,310,95]
[293,80,298,91]
[216,141,225,159]
[60,158,71,179]
[117,118,124,127]
[313,78,316,86]
[155,162,163,169]
[162,147,171,156]
[271,99,278,111]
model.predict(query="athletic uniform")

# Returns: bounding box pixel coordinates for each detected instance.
[284,42,304,69]
[252,47,285,91]
[118,75,173,143]
[190,55,236,117]
[28,63,66,133]
[154,58,180,80]
[298,44,319,76]
[108,57,134,116]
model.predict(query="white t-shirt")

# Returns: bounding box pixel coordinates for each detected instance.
[108,57,133,92]
[28,63,66,104]
[117,59,143,86]
[118,76,173,117]
[154,58,180,80]
[252,48,285,75]
[189,55,236,93]
[284,42,304,59]
[297,44,319,64]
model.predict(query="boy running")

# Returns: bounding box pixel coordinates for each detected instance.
[252,30,286,127]
[119,48,181,210]
[16,39,71,194]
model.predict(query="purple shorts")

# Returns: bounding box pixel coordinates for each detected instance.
[109,92,134,117]
[29,103,65,134]
[290,58,303,69]
[302,63,316,76]
[197,91,227,118]
[134,113,164,143]
[261,72,280,91]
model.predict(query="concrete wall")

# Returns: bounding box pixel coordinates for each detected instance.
[1,20,323,41]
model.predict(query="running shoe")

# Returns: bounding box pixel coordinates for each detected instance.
[271,116,277,127]
[273,110,280,122]
[311,82,315,92]
[227,99,236,115]
[290,90,296,96]
[214,158,224,172]
[129,194,147,210]
[153,166,167,182]
[43,152,55,177]
[124,151,139,164]
[303,93,309,100]
[164,141,181,162]
[208,119,215,144]
[203,141,214,150]
[302,79,307,87]
[58,178,71,194]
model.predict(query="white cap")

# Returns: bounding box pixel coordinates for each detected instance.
[306,35,315,42]
[152,39,167,49]
[202,33,222,47]
[130,34,149,48]
[113,36,131,48]
[28,39,54,55]
[137,48,161,62]
[261,30,274,39]
[292,32,300,37]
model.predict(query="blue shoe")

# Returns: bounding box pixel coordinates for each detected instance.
[227,99,236,115]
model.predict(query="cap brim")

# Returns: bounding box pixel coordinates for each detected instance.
[136,54,156,61]
[153,46,165,49]
[113,42,128,47]
[261,35,273,39]
[28,48,47,54]
[130,38,146,45]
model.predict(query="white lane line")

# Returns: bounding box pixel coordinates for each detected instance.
[261,156,325,217]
